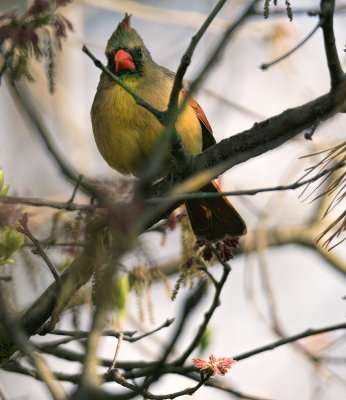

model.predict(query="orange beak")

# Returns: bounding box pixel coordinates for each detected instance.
[114,49,135,73]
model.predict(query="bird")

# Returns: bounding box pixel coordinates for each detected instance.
[91,13,246,241]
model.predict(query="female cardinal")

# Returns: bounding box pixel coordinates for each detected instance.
[91,13,246,241]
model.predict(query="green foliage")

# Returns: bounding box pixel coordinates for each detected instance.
[0,227,24,266]
[113,274,130,319]
[0,169,10,195]
[198,325,212,355]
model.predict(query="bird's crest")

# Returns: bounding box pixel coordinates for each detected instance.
[117,13,132,32]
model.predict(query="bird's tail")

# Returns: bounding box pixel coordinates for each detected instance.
[185,180,246,241]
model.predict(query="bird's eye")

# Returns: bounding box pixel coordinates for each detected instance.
[136,48,142,57]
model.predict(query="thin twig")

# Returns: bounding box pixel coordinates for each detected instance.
[67,174,83,203]
[178,0,257,117]
[167,0,228,115]
[17,214,61,284]
[107,332,124,372]
[126,318,175,343]
[174,249,231,365]
[148,161,346,203]
[143,281,207,389]
[260,21,321,70]
[111,369,209,400]
[234,322,346,361]
[186,372,274,400]
[51,319,174,342]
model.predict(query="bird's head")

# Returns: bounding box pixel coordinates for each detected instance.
[105,13,153,77]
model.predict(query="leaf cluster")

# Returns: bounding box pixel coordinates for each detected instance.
[0,0,73,91]
[0,227,24,266]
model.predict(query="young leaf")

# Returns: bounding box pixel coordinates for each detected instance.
[0,227,24,265]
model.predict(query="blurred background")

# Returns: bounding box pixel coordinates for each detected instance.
[0,0,345,399]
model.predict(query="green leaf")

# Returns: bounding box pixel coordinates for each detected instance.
[0,227,24,266]
[3,227,24,259]
[0,169,10,195]
[198,325,213,355]
[0,183,10,196]
[113,274,130,319]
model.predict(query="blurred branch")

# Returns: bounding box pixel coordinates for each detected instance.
[174,254,231,365]
[0,380,9,400]
[320,0,345,88]
[17,213,61,284]
[0,292,66,400]
[6,79,97,198]
[20,218,106,338]
[77,0,346,31]
[184,0,258,101]
[49,318,174,343]
[186,372,274,400]
[77,0,231,33]
[242,224,346,276]
[110,369,208,400]
[201,87,266,120]
[2,360,81,384]
[0,195,94,211]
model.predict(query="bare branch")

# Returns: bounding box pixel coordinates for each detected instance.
[167,0,228,114]
[260,21,321,70]
[185,0,258,100]
[148,161,346,202]
[0,292,66,400]
[174,253,231,365]
[17,213,61,284]
[234,321,346,361]
[0,195,94,211]
[149,78,346,202]
[107,332,124,373]
[5,79,97,197]
[110,369,209,400]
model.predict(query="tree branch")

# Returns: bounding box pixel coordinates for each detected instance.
[6,79,97,197]
[320,0,344,88]
[167,0,228,114]
[234,321,346,361]
[149,78,346,200]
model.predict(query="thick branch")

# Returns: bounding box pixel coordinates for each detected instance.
[150,78,346,199]
[320,0,344,87]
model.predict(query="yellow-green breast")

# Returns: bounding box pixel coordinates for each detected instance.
[91,69,202,176]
